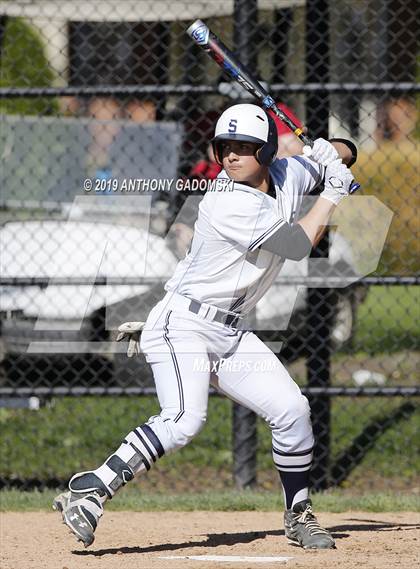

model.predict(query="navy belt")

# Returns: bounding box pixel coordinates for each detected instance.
[188,299,241,328]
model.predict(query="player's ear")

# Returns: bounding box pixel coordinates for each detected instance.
[255,143,271,166]
[254,145,263,163]
[212,140,223,165]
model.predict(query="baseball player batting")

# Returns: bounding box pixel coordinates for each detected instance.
[54,103,358,549]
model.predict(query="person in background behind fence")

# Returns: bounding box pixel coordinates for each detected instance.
[53,103,358,551]
[84,96,157,180]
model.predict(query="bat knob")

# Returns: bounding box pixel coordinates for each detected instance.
[302,145,313,157]
[349,182,361,194]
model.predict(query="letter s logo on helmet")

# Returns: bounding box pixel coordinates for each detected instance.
[228,119,237,133]
[212,103,278,166]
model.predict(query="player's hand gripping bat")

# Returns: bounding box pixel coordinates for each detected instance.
[186,20,360,193]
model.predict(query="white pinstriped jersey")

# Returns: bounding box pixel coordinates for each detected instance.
[165,155,324,315]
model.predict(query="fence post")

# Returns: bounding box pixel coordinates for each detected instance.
[232,302,258,488]
[234,0,258,67]
[232,402,258,488]
[305,0,332,491]
[231,0,259,490]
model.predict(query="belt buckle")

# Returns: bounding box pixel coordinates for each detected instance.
[206,305,218,321]
[224,312,238,328]
[189,299,239,328]
[189,299,217,322]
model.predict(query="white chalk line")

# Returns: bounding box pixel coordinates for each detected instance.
[159,555,294,563]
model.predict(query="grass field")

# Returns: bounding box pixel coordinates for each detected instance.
[1,488,419,513]
[354,285,419,353]
[1,394,418,488]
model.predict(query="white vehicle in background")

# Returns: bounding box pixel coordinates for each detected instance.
[0,217,366,387]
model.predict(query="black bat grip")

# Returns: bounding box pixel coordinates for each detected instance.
[268,105,313,147]
[297,132,313,147]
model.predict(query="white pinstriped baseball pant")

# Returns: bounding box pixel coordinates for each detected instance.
[139,291,314,470]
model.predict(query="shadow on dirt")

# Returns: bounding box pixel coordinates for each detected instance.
[328,518,420,533]
[72,518,419,557]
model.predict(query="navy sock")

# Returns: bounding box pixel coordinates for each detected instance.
[278,470,310,509]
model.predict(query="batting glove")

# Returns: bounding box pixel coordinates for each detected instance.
[320,159,356,206]
[303,138,339,166]
[116,321,145,357]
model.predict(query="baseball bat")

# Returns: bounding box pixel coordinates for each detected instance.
[186,20,360,193]
[186,19,313,147]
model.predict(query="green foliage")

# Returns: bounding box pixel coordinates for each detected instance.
[353,142,419,275]
[414,54,420,140]
[0,17,59,115]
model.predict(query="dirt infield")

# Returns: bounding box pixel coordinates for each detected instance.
[1,511,419,569]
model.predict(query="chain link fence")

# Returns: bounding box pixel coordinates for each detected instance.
[0,0,418,493]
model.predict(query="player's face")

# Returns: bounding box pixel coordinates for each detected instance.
[221,140,265,184]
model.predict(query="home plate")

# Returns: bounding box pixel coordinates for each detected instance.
[160,555,293,564]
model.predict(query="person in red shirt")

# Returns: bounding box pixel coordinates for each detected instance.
[188,143,222,180]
